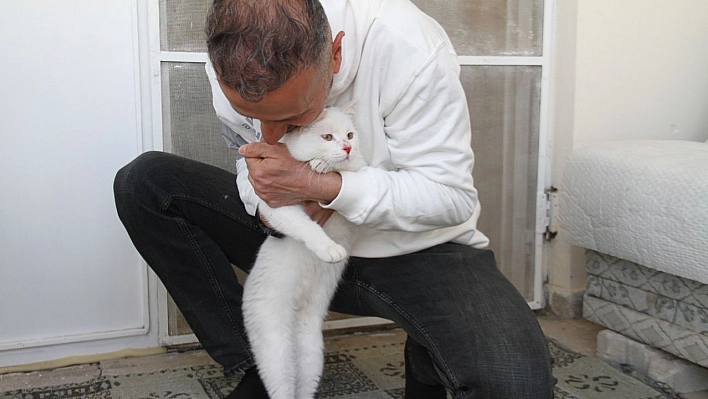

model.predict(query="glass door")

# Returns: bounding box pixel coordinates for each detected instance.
[411,0,552,306]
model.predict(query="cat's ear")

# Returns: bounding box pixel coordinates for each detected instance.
[313,108,329,124]
[338,99,357,118]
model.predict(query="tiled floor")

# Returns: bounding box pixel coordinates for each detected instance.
[1,313,706,398]
[0,313,596,392]
[537,313,708,399]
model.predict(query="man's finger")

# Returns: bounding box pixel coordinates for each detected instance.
[239,143,268,158]
[238,142,285,158]
[238,143,256,158]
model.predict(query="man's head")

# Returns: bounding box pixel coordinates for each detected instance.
[206,0,343,144]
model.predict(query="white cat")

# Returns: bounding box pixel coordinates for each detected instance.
[242,104,365,399]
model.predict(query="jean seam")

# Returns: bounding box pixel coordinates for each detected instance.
[160,194,255,355]
[355,280,459,389]
[351,267,366,311]
[223,358,256,377]
[175,218,250,348]
[163,194,262,234]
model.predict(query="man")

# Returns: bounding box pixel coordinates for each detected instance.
[114,0,555,397]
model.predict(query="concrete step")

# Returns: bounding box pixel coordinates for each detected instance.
[596,329,708,395]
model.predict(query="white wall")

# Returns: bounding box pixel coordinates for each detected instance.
[0,1,158,368]
[547,0,708,313]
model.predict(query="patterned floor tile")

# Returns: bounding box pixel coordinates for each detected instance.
[0,336,664,399]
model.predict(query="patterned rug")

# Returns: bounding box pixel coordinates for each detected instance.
[0,337,667,399]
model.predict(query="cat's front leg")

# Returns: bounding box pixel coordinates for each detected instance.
[258,203,347,263]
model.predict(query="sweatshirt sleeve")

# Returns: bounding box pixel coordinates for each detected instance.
[221,122,259,216]
[235,157,259,216]
[322,46,478,232]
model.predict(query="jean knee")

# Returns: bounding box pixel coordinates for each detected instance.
[113,151,174,218]
[504,360,554,398]
[459,353,555,398]
[114,151,166,191]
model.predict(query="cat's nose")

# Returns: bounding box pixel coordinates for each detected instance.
[343,144,351,155]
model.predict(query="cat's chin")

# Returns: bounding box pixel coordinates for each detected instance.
[309,158,353,174]
[309,159,332,174]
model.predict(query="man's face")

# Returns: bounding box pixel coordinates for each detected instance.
[219,32,344,145]
[219,66,331,145]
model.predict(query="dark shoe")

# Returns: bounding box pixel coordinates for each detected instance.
[225,366,269,399]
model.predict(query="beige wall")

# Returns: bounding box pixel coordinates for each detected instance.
[574,0,708,146]
[546,0,708,316]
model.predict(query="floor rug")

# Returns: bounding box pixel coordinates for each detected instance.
[0,336,667,398]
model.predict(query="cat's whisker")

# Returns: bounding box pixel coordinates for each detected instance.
[297,162,312,176]
[297,162,321,187]
[307,168,319,186]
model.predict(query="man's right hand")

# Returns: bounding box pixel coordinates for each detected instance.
[240,142,343,210]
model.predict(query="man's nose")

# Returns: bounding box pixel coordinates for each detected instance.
[260,122,288,144]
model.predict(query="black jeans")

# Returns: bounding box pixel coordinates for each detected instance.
[113,151,555,398]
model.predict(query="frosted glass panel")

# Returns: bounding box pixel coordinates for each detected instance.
[411,0,544,56]
[462,66,541,300]
[161,62,235,173]
[160,0,543,56]
[160,0,210,52]
[161,61,238,336]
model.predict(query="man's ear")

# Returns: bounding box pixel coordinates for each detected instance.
[331,31,345,74]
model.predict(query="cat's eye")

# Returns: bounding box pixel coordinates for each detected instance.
[321,134,333,141]
[347,132,354,139]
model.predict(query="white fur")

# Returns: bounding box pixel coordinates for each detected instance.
[243,105,365,399]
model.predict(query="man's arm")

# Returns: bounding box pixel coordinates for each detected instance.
[323,47,478,232]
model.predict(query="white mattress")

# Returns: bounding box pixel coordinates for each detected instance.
[559,140,708,285]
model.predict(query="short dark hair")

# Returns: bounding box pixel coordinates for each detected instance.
[206,0,331,102]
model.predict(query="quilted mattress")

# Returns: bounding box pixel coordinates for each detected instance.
[583,251,708,367]
[559,140,708,285]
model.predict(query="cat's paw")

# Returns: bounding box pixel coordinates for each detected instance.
[315,243,348,263]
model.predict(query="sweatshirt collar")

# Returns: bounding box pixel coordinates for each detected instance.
[322,0,382,101]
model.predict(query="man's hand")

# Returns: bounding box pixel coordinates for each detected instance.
[303,201,335,226]
[258,201,335,228]
[240,142,342,210]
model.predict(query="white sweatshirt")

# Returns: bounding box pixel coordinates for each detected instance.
[205,0,489,257]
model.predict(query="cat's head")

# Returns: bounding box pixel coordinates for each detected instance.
[282,104,364,173]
